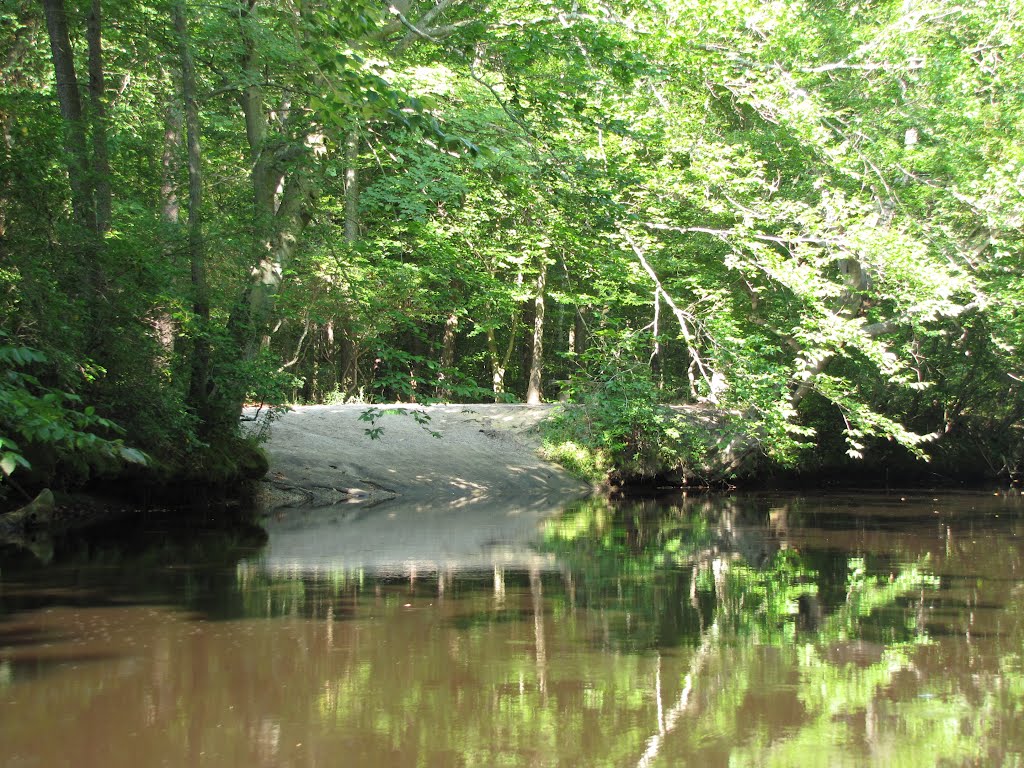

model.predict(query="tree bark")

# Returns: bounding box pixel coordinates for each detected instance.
[526,261,547,404]
[172,0,211,420]
[41,0,94,233]
[650,288,662,386]
[344,129,360,242]
[41,0,109,343]
[159,102,182,226]
[436,313,458,399]
[238,0,276,351]
[0,9,38,243]
[153,100,182,356]
[329,127,361,397]
[486,328,504,401]
[573,307,588,357]
[85,0,111,233]
[235,0,314,356]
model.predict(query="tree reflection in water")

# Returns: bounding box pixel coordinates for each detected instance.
[1,492,1022,767]
[226,492,1024,767]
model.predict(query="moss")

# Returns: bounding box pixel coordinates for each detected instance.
[181,436,268,485]
[236,441,270,480]
[74,432,270,507]
[540,438,609,484]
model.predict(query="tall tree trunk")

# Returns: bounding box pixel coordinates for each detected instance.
[238,0,278,352]
[41,0,94,233]
[172,0,211,422]
[436,313,458,399]
[329,128,361,397]
[526,261,547,404]
[650,288,663,387]
[486,328,504,402]
[85,0,111,233]
[42,0,107,350]
[235,1,314,357]
[241,211,311,357]
[483,262,521,402]
[153,100,182,356]
[790,210,882,409]
[159,102,182,225]
[573,307,589,357]
[344,129,359,242]
[339,331,358,395]
[486,317,519,403]
[0,9,38,244]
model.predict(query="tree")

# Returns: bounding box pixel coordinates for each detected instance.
[39,0,93,234]
[171,0,210,424]
[3,0,1024,493]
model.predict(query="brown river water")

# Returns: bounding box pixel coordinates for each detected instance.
[1,491,1022,767]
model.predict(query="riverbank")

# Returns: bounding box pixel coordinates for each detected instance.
[250,403,590,509]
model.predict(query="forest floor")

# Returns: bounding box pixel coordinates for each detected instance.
[249,403,590,511]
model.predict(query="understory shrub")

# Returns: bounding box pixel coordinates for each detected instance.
[541,369,713,485]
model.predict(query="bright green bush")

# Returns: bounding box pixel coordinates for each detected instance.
[542,369,711,484]
[540,438,609,484]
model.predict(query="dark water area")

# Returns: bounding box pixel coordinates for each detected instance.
[2,491,1023,767]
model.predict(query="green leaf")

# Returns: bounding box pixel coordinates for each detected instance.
[118,446,149,465]
[0,454,18,476]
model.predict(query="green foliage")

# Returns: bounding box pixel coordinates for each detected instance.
[3,0,1023,492]
[358,406,441,440]
[0,337,142,495]
[236,349,305,414]
[182,435,269,485]
[540,495,951,653]
[539,438,608,484]
[543,367,713,483]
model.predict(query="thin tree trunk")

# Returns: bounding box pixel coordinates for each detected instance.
[340,333,358,395]
[327,128,361,397]
[526,261,547,404]
[574,307,588,357]
[436,313,458,399]
[651,288,663,387]
[486,316,519,403]
[486,328,504,401]
[482,257,521,402]
[153,100,182,356]
[85,0,111,233]
[172,0,211,421]
[622,231,715,394]
[318,322,337,398]
[240,176,313,357]
[344,129,359,242]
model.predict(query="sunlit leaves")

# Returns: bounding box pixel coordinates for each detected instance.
[5,0,1022,483]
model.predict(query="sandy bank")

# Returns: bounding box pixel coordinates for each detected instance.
[251,403,589,510]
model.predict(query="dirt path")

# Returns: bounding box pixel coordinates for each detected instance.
[251,403,589,509]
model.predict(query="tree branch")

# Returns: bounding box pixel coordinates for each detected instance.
[643,221,838,247]
[621,230,716,392]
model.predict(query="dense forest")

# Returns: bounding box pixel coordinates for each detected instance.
[1,0,1022,496]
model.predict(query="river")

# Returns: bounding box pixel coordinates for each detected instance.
[1,490,1022,767]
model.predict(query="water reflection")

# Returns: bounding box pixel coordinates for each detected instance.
[0,492,1022,767]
